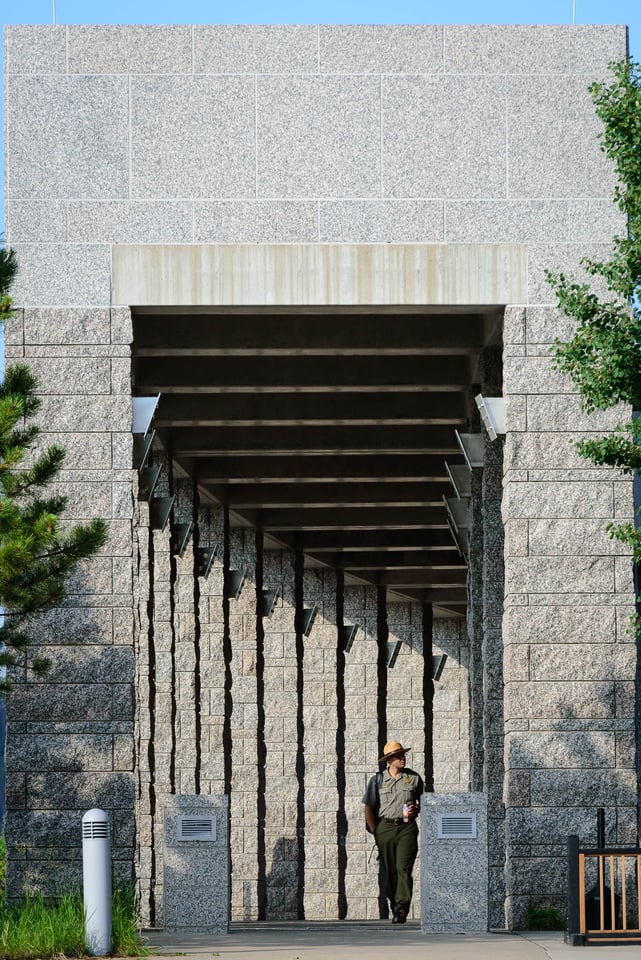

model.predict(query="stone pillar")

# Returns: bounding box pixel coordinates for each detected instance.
[4,306,136,901]
[502,305,637,928]
[420,792,488,933]
[163,794,229,933]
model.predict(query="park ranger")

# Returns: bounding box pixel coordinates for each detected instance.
[362,740,424,924]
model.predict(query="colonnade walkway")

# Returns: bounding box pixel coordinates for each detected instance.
[144,923,641,960]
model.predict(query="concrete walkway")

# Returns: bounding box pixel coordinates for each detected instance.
[144,923,641,960]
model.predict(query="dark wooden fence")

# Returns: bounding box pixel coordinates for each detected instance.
[567,834,641,945]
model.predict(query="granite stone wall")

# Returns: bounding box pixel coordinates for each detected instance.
[5,24,626,308]
[502,305,638,928]
[3,306,136,898]
[3,21,634,927]
[131,473,469,923]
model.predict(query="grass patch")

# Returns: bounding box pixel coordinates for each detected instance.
[0,885,149,959]
[523,901,566,931]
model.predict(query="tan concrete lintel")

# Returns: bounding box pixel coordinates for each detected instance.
[111,243,526,307]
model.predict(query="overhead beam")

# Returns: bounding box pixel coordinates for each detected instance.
[192,454,455,482]
[170,424,461,455]
[252,506,448,530]
[153,391,470,426]
[206,482,448,508]
[270,529,457,551]
[133,354,474,392]
[133,310,495,353]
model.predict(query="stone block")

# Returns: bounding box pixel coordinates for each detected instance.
[505,806,608,847]
[23,307,112,345]
[383,75,506,199]
[527,241,615,305]
[11,243,112,307]
[528,518,629,556]
[444,24,569,74]
[131,76,255,199]
[8,683,114,722]
[504,355,572,395]
[530,643,634,682]
[32,645,134,684]
[506,730,614,769]
[568,25,628,75]
[569,198,625,243]
[5,25,65,75]
[36,394,130,432]
[320,24,442,73]
[320,199,444,243]
[446,199,568,244]
[194,24,317,74]
[507,75,614,199]
[68,200,194,243]
[27,771,135,809]
[7,200,67,242]
[8,733,114,772]
[505,555,613,595]
[527,394,627,434]
[22,605,115,645]
[530,768,636,807]
[111,307,133,345]
[68,25,192,74]
[257,76,380,199]
[194,200,317,243]
[6,75,128,200]
[503,480,614,521]
[503,603,616,645]
[505,681,615,721]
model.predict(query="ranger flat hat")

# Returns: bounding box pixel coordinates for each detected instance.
[379,740,411,763]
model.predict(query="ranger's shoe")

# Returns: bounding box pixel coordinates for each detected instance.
[396,907,407,924]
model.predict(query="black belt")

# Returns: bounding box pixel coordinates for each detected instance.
[383,817,405,825]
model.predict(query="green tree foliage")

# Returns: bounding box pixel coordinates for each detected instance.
[546,57,641,561]
[0,246,108,692]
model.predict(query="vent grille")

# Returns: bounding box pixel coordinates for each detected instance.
[437,813,477,840]
[177,815,217,842]
[82,821,110,839]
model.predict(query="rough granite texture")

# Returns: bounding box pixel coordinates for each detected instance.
[420,793,488,933]
[162,795,229,933]
[3,22,635,930]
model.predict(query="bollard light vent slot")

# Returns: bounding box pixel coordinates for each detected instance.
[177,815,217,842]
[437,813,477,839]
[83,820,110,839]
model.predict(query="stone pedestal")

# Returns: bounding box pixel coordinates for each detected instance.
[420,792,488,933]
[163,795,229,933]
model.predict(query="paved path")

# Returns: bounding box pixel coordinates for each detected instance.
[144,923,641,960]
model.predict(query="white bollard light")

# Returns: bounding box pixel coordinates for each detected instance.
[82,808,112,955]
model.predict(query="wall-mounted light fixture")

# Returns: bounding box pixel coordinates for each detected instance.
[224,567,247,601]
[149,495,175,532]
[260,587,280,618]
[195,545,217,578]
[302,606,318,636]
[432,654,448,682]
[455,430,484,470]
[138,465,161,502]
[443,495,471,560]
[445,461,471,500]
[340,624,358,652]
[131,395,160,436]
[172,521,193,557]
[133,430,155,470]
[386,640,402,668]
[475,394,505,441]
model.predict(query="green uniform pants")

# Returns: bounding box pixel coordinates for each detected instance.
[374,819,419,913]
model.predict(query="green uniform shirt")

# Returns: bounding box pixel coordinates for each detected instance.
[363,766,424,820]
